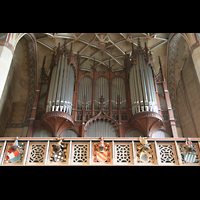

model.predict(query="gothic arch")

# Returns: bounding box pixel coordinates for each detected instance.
[1,34,39,136]
[166,33,190,123]
[84,118,119,137]
[166,33,200,137]
[84,113,119,132]
[7,33,38,88]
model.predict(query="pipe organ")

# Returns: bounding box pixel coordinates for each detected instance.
[31,40,178,138]
[46,51,75,115]
[129,45,158,114]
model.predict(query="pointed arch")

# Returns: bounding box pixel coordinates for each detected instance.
[84,112,119,133]
[166,33,191,125]
[85,118,119,137]
[8,33,38,88]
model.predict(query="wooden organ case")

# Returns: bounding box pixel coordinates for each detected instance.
[28,41,178,138]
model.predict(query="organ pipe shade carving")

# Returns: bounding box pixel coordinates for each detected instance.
[95,77,109,110]
[111,77,126,110]
[77,76,92,110]
[85,120,119,137]
[46,53,75,115]
[129,51,158,115]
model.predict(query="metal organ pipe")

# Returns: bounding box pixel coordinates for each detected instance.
[130,66,137,114]
[111,77,126,110]
[52,57,61,111]
[46,66,57,112]
[85,120,119,137]
[143,61,151,110]
[140,54,148,108]
[46,52,75,115]
[129,47,158,115]
[77,77,92,110]
[56,54,65,111]
[95,77,109,110]
[148,66,158,112]
[61,54,67,106]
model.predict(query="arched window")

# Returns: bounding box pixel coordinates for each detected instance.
[111,77,126,110]
[77,76,92,110]
[95,77,109,110]
[85,119,119,137]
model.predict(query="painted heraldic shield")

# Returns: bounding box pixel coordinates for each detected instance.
[96,151,108,162]
[51,150,65,162]
[7,149,20,163]
[184,152,196,163]
[140,151,149,163]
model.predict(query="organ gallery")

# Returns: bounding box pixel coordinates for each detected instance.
[1,33,200,166]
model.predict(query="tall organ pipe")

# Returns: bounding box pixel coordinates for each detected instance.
[129,49,158,115]
[77,77,92,110]
[52,57,61,111]
[46,52,75,115]
[95,77,109,110]
[56,54,65,111]
[140,54,148,107]
[61,54,67,105]
[46,66,57,112]
[111,77,126,110]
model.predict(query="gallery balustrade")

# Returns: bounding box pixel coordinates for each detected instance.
[0,137,199,166]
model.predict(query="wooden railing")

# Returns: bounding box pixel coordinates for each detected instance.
[0,137,200,166]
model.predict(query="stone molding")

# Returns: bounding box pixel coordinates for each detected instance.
[0,41,14,54]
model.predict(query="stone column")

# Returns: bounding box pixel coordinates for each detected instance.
[0,42,14,136]
[0,42,14,101]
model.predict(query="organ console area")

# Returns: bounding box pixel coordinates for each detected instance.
[28,40,178,138]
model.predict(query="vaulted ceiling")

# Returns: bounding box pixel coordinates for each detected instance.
[35,33,169,74]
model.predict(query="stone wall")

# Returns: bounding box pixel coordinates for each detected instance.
[0,37,29,136]
[176,54,200,137]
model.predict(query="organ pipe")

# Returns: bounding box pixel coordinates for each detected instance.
[95,77,109,110]
[129,44,158,115]
[46,52,75,115]
[77,77,92,110]
[111,77,126,110]
[85,120,119,137]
